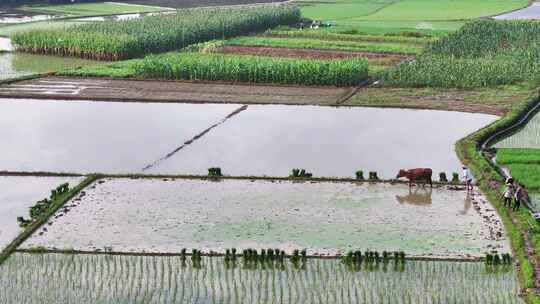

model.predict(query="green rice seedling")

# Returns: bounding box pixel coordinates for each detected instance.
[382,251,389,264]
[300,249,307,261]
[12,5,301,60]
[291,168,300,177]
[374,252,380,264]
[394,251,400,261]
[232,248,237,261]
[451,172,460,184]
[486,254,493,265]
[493,254,501,265]
[369,172,379,180]
[439,172,448,182]
[399,251,406,262]
[267,249,274,261]
[208,167,223,177]
[355,170,364,180]
[343,251,353,266]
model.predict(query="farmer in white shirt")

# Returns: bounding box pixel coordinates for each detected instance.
[462,166,474,192]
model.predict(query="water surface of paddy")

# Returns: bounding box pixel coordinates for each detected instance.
[23,178,509,258]
[0,52,99,80]
[148,105,497,178]
[0,253,523,304]
[0,176,82,249]
[0,99,242,173]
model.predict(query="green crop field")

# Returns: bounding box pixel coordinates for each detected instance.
[297,0,527,32]
[226,36,423,54]
[11,5,300,60]
[494,149,540,189]
[0,253,523,304]
[384,20,540,88]
[63,51,368,86]
[19,2,171,17]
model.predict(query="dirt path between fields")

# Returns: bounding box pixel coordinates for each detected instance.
[0,76,351,105]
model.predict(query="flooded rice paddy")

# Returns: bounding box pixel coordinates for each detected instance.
[0,52,100,80]
[147,105,497,178]
[495,110,540,148]
[0,176,82,250]
[22,178,510,258]
[0,100,497,177]
[0,253,523,304]
[0,99,242,173]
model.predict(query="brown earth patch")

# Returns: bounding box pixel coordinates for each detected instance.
[0,76,352,105]
[221,45,410,63]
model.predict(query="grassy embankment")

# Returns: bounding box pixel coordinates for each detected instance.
[0,175,97,266]
[297,0,528,32]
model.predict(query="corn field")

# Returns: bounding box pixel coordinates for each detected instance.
[0,253,523,304]
[134,52,368,86]
[383,20,540,88]
[11,5,301,60]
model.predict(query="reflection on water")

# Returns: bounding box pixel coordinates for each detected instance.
[22,178,511,258]
[148,105,498,178]
[0,52,100,80]
[461,192,473,215]
[395,187,432,205]
[0,99,242,173]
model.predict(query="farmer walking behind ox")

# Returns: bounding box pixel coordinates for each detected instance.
[462,166,474,192]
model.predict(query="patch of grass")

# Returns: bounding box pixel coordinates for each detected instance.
[344,84,531,114]
[20,2,171,16]
[297,0,396,20]
[503,164,540,189]
[358,0,528,21]
[497,149,540,165]
[264,28,436,45]
[226,36,423,54]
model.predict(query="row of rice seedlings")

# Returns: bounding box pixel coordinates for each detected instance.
[0,253,523,303]
[11,5,301,60]
[134,52,368,86]
[290,168,313,178]
[16,183,70,227]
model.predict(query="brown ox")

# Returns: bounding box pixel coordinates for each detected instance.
[396,168,433,188]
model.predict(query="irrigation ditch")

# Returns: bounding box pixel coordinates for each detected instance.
[456,89,540,302]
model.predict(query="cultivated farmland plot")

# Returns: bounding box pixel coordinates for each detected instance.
[0,98,242,173]
[0,253,524,304]
[146,105,497,178]
[0,176,83,250]
[22,178,510,258]
[495,110,540,148]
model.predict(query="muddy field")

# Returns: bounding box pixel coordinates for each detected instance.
[0,176,83,249]
[0,76,351,105]
[221,45,410,62]
[22,178,510,258]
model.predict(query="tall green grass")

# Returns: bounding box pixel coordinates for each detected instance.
[384,20,540,88]
[11,5,301,60]
[134,52,368,86]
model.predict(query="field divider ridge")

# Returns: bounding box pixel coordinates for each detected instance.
[0,175,99,266]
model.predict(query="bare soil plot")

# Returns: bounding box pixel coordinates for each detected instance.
[0,98,241,173]
[221,45,410,62]
[22,178,510,259]
[145,105,497,178]
[0,176,82,250]
[0,76,350,105]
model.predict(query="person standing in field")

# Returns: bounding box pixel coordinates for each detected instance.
[514,184,529,211]
[503,182,514,208]
[462,166,474,192]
